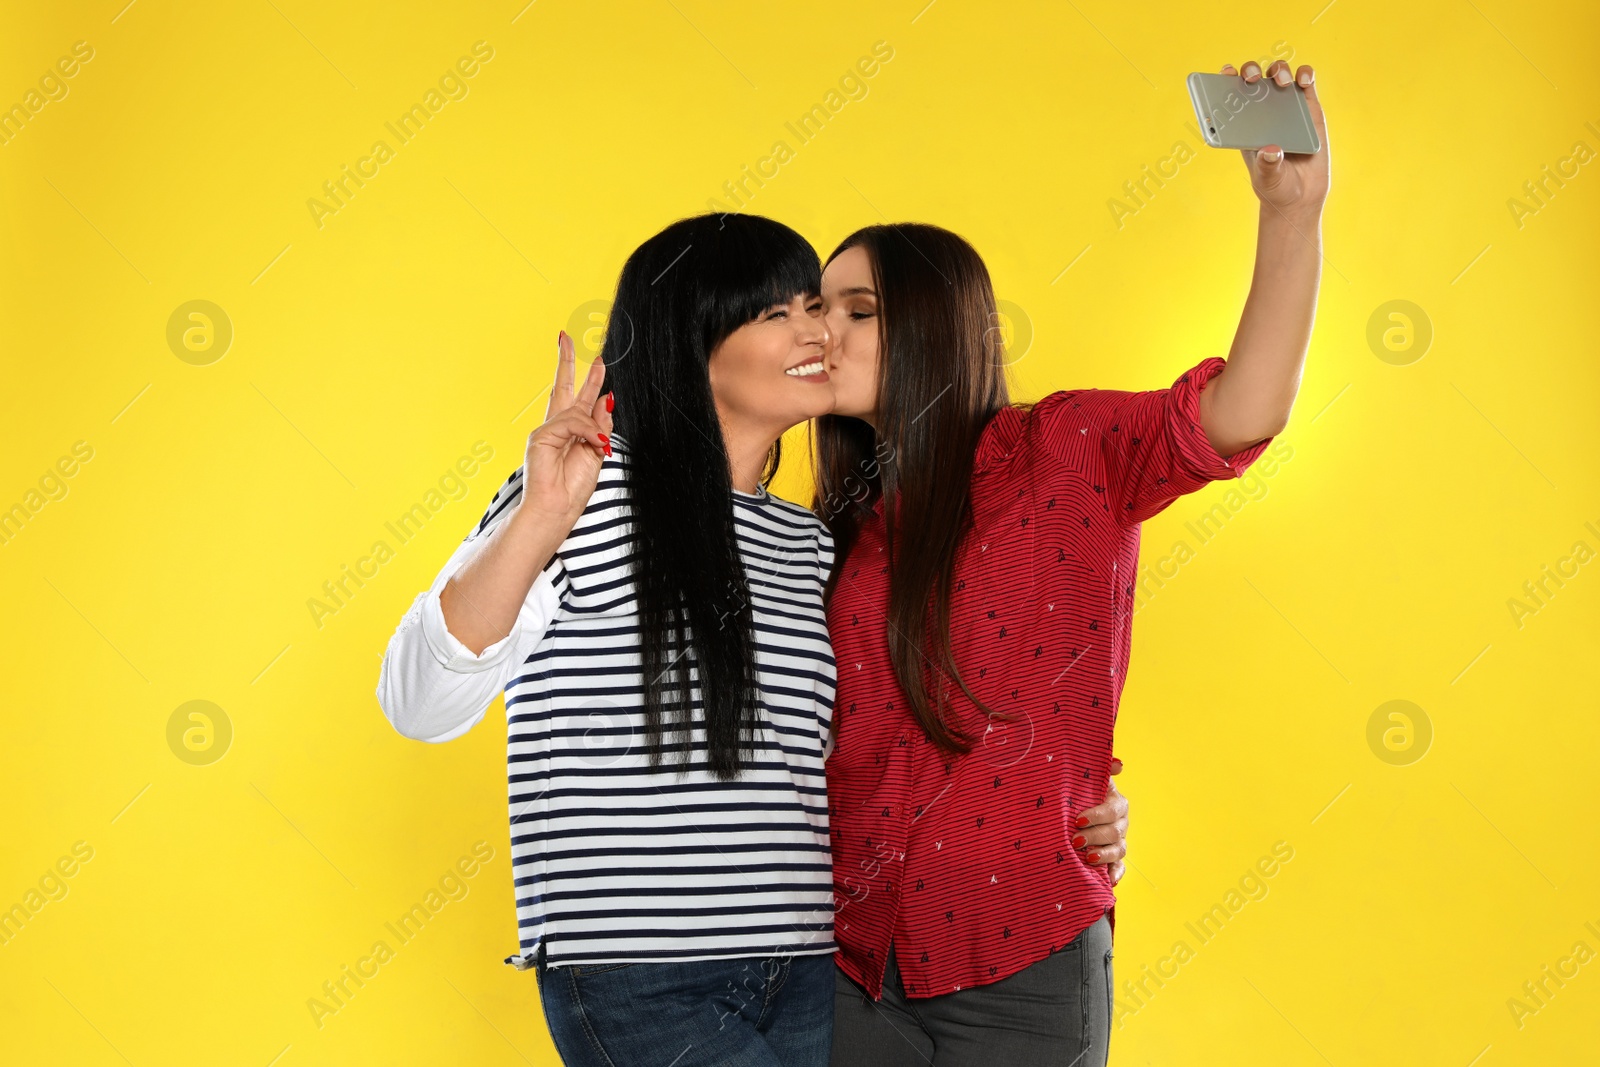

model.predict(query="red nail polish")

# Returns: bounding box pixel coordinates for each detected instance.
[598,432,610,447]
[1087,851,1099,862]
[605,392,615,413]
[1073,835,1086,848]
[1075,815,1089,828]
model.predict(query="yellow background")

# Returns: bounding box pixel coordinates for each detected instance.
[2,1,1596,1064]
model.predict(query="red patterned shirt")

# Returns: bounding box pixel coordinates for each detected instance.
[826,356,1277,999]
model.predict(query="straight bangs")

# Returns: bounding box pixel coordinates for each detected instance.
[595,212,822,780]
[694,216,822,352]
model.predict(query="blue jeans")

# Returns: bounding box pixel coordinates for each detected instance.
[535,948,835,1067]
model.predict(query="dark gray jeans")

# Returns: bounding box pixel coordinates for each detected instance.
[830,911,1114,1067]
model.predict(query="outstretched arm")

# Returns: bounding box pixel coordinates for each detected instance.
[1198,59,1331,457]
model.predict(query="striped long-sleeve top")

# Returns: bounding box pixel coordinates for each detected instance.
[376,433,839,970]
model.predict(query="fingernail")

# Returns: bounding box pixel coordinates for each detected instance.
[1073,835,1086,848]
[1298,70,1312,86]
[1275,68,1291,85]
[605,392,615,413]
[598,432,610,447]
[1264,148,1282,163]
[1243,63,1259,78]
[1087,850,1099,862]
[1075,815,1089,828]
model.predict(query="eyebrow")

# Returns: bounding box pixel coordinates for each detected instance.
[835,286,877,297]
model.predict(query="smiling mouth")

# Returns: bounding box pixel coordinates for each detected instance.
[786,360,827,378]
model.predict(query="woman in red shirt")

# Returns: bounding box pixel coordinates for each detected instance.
[817,58,1327,1067]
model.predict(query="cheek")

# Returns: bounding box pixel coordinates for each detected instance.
[715,334,790,412]
[710,341,756,409]
[845,333,878,383]
[730,358,770,409]
[831,340,870,406]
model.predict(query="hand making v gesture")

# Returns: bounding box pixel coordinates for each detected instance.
[519,329,616,527]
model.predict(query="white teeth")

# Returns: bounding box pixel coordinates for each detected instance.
[786,362,825,377]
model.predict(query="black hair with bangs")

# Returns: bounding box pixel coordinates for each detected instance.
[600,213,821,780]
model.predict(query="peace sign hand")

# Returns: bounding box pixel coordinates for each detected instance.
[518,330,614,529]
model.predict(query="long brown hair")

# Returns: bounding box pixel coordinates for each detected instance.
[812,223,1017,754]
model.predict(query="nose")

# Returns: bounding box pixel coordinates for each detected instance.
[820,311,839,361]
[803,311,830,350]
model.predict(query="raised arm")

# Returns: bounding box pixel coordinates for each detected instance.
[375,332,613,741]
[1197,59,1331,456]
[440,332,612,655]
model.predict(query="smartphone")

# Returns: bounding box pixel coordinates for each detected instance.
[1187,72,1320,154]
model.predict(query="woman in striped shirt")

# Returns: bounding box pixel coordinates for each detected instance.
[378,213,850,1065]
[818,59,1326,1065]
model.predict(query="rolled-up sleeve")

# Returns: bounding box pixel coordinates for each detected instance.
[1035,356,1275,525]
[376,465,567,743]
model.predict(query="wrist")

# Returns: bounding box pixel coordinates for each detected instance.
[509,497,580,550]
[1261,201,1324,231]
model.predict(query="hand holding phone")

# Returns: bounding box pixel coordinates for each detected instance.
[1191,60,1330,221]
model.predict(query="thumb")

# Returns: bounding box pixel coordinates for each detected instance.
[1255,144,1286,182]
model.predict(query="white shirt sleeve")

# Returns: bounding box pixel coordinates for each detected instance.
[376,465,565,743]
